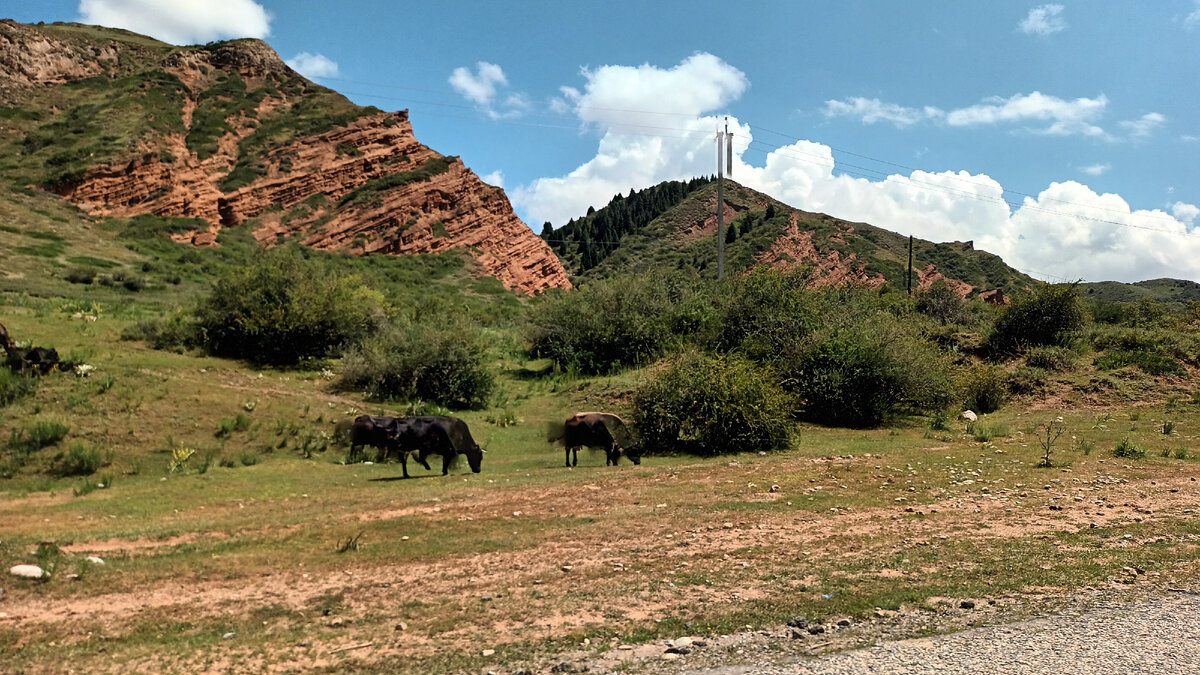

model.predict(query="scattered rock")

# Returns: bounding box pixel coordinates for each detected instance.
[960,600,976,609]
[561,565,573,573]
[481,648,495,657]
[837,619,851,627]
[770,484,781,493]
[550,662,581,673]
[672,636,693,648]
[481,595,494,602]
[9,565,45,579]
[662,652,681,661]
[394,622,408,631]
[222,632,236,640]
[787,616,809,629]
[666,646,691,655]
[789,628,807,639]
[85,556,104,565]
[808,626,825,635]
[960,410,978,422]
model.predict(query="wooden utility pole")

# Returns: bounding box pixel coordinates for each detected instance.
[715,118,732,280]
[907,235,914,295]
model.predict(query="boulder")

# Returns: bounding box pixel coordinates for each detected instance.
[10,564,45,579]
[959,410,978,422]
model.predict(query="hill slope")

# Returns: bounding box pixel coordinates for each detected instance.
[0,20,568,295]
[548,179,1033,296]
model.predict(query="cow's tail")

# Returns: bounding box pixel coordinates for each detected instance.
[546,420,567,444]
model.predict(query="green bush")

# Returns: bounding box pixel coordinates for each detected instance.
[989,283,1089,355]
[18,419,69,452]
[1006,365,1049,396]
[632,350,794,456]
[194,247,386,366]
[714,267,817,361]
[51,442,105,477]
[0,368,37,407]
[783,313,956,428]
[1024,345,1077,371]
[1095,349,1186,376]
[915,279,967,325]
[1113,438,1146,459]
[340,313,494,409]
[961,363,1009,414]
[527,272,706,374]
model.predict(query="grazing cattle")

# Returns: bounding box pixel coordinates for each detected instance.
[348,415,402,463]
[550,412,641,468]
[390,416,483,478]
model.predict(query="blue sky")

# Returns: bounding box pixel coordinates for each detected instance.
[7,1,1200,282]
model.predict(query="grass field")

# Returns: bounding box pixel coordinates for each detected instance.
[4,299,1200,674]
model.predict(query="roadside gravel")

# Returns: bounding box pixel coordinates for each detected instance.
[691,590,1200,674]
[543,585,1200,675]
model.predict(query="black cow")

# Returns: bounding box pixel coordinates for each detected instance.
[348,415,402,463]
[390,415,483,478]
[550,412,641,468]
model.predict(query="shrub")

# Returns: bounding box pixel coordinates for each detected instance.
[1113,438,1146,459]
[1006,365,1048,396]
[714,267,817,361]
[961,363,1009,414]
[915,279,967,325]
[783,313,956,428]
[1024,346,1076,372]
[527,271,706,374]
[51,442,105,477]
[633,351,794,456]
[0,368,37,407]
[1094,350,1186,377]
[194,247,386,366]
[340,313,494,409]
[65,266,97,284]
[988,283,1089,355]
[19,419,69,452]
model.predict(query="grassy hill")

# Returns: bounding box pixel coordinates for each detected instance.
[1079,278,1200,305]
[548,179,1035,294]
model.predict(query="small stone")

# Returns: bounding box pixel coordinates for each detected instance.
[770,484,781,493]
[329,617,345,627]
[86,556,104,565]
[807,626,825,635]
[9,565,45,579]
[561,565,573,573]
[662,652,681,661]
[666,646,691,655]
[618,645,634,651]
[960,600,976,609]
[789,628,806,639]
[394,622,408,631]
[481,648,495,657]
[481,595,493,602]
[673,636,693,648]
[222,632,236,639]
[837,618,851,627]
[787,616,809,629]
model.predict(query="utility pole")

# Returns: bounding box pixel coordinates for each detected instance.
[715,117,732,280]
[907,235,914,296]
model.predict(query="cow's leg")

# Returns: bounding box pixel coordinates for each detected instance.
[565,446,572,468]
[350,443,362,463]
[571,447,579,467]
[417,449,433,471]
[400,452,410,478]
[441,453,451,476]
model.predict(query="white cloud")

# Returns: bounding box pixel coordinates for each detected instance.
[946,92,1108,137]
[1186,1,1200,29]
[449,61,507,106]
[1174,202,1200,225]
[286,52,338,79]
[1019,4,1066,36]
[448,61,529,120]
[824,91,1109,137]
[822,98,943,128]
[1119,112,1166,139]
[78,0,270,44]
[481,170,504,188]
[514,56,1200,283]
[1080,163,1111,176]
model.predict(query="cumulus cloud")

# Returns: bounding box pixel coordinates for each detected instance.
[286,52,338,79]
[78,0,270,44]
[448,62,529,120]
[514,55,1200,283]
[1174,202,1200,225]
[1080,163,1111,176]
[1019,4,1067,35]
[449,61,507,106]
[480,170,504,188]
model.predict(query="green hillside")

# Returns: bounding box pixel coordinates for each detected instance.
[548,178,1035,293]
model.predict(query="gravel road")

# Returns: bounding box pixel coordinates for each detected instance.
[687,591,1200,675]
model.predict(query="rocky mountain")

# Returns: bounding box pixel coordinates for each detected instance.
[547,179,1031,299]
[0,20,569,295]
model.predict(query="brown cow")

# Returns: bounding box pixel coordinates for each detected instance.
[549,412,641,468]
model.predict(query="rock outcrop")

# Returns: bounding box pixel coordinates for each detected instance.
[0,20,570,295]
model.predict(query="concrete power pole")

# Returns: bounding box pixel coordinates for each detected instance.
[715,118,732,280]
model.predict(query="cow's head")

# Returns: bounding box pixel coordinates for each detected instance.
[624,443,643,465]
[465,445,483,473]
